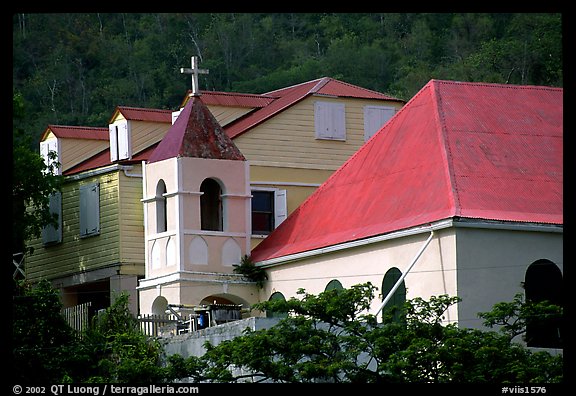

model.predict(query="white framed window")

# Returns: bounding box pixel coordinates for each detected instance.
[109,120,131,161]
[171,109,182,125]
[40,138,61,175]
[79,182,100,237]
[251,188,287,235]
[42,191,62,245]
[364,105,396,141]
[314,101,346,141]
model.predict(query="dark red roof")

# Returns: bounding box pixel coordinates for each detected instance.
[185,90,276,108]
[62,145,156,176]
[250,80,563,262]
[148,95,245,163]
[111,106,172,123]
[41,125,109,142]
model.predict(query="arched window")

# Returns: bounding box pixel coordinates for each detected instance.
[381,267,406,322]
[156,180,167,233]
[524,259,563,348]
[266,292,288,319]
[200,178,223,231]
[324,279,344,292]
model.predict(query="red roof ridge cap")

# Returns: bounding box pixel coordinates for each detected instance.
[429,80,461,216]
[264,77,324,95]
[307,77,332,94]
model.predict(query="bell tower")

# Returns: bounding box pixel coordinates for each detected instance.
[138,59,256,316]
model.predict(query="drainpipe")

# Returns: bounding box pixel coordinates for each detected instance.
[375,230,434,317]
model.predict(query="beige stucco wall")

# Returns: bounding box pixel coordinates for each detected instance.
[256,224,563,331]
[259,228,459,323]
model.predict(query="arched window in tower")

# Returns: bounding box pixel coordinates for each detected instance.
[200,178,223,231]
[156,180,167,233]
[524,259,563,348]
[381,267,406,322]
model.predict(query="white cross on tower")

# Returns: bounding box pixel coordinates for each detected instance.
[180,56,209,96]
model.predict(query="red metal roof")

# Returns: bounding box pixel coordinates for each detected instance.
[148,96,245,163]
[183,90,276,108]
[41,125,109,142]
[225,77,404,139]
[111,106,172,123]
[250,79,563,262]
[62,145,156,176]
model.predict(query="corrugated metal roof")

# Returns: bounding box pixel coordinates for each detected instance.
[62,144,156,176]
[112,106,172,123]
[184,90,276,108]
[41,125,109,142]
[250,79,563,262]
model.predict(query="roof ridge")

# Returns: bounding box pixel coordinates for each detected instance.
[264,77,324,95]
[429,80,461,217]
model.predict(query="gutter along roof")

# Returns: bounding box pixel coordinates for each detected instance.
[250,79,563,263]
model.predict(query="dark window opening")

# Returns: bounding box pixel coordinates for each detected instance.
[381,267,406,323]
[200,178,223,231]
[524,259,563,348]
[156,180,167,233]
[266,291,288,319]
[325,279,344,292]
[252,190,274,234]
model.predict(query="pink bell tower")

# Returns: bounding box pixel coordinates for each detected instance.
[138,66,256,317]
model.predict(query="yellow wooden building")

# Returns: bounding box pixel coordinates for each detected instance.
[25,75,405,316]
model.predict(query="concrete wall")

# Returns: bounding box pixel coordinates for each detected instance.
[161,317,280,359]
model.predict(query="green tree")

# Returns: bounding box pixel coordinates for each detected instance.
[12,280,169,383]
[12,279,80,383]
[12,92,63,256]
[77,293,166,383]
[169,283,562,383]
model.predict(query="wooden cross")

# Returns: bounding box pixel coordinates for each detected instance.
[180,56,209,96]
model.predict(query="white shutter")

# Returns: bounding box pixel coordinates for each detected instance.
[117,120,131,160]
[109,124,118,162]
[274,189,287,228]
[315,101,346,140]
[364,105,396,141]
[80,183,100,237]
[42,192,62,244]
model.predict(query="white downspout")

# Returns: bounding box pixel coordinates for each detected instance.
[375,230,434,317]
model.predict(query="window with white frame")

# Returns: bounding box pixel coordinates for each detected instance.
[79,182,100,237]
[251,189,287,235]
[39,138,61,175]
[42,191,62,245]
[109,120,131,161]
[314,101,346,141]
[364,105,396,141]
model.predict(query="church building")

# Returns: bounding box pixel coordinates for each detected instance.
[24,56,563,349]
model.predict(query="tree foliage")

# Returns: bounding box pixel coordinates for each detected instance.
[12,280,563,383]
[165,283,563,383]
[12,281,166,383]
[12,93,63,255]
[13,13,562,144]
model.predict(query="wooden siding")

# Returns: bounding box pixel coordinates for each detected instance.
[208,105,253,127]
[25,171,121,282]
[234,97,402,171]
[130,120,170,156]
[118,165,146,274]
[59,138,108,173]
